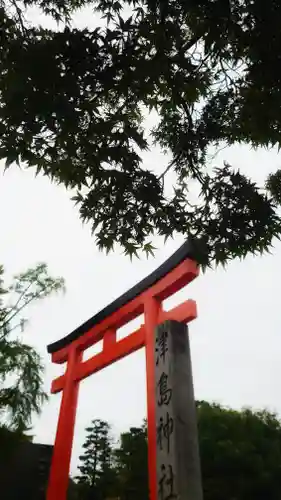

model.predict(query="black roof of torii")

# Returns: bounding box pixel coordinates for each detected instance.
[47,239,198,354]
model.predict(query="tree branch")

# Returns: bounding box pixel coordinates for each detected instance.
[0,289,44,336]
[180,31,205,54]
[158,159,177,184]
[9,0,27,34]
[0,281,33,335]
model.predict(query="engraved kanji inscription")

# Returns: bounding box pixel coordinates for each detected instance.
[157,411,174,454]
[157,372,172,407]
[156,329,169,365]
[158,464,177,500]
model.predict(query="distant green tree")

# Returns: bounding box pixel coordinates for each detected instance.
[76,419,116,499]
[197,401,281,500]
[0,263,65,429]
[83,405,281,500]
[68,477,81,500]
[113,422,148,500]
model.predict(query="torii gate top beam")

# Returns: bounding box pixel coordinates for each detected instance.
[47,241,198,389]
[47,240,198,353]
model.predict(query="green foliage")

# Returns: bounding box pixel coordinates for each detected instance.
[77,405,281,500]
[2,0,281,264]
[0,423,32,462]
[197,401,281,500]
[76,419,148,500]
[114,422,148,500]
[266,170,281,205]
[76,419,117,499]
[0,263,65,429]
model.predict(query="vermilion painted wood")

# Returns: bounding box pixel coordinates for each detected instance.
[51,326,146,393]
[144,297,162,500]
[51,300,197,394]
[46,348,82,500]
[51,295,144,364]
[50,259,198,364]
[103,327,117,350]
[47,257,199,500]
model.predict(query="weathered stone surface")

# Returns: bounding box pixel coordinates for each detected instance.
[154,320,203,500]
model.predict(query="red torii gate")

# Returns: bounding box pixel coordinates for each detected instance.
[46,241,199,500]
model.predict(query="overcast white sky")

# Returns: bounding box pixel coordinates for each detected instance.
[2,5,281,477]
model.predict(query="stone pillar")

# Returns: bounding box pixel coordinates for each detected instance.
[154,320,203,500]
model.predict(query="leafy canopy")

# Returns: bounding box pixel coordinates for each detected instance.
[0,263,65,429]
[2,0,281,264]
[76,405,281,500]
